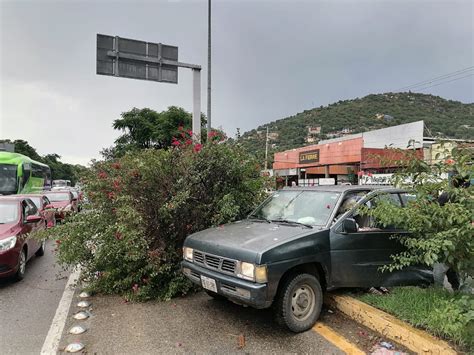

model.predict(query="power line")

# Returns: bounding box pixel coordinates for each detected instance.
[395,66,474,91]
[414,73,474,91]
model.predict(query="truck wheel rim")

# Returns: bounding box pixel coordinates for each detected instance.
[291,284,315,321]
[19,251,26,275]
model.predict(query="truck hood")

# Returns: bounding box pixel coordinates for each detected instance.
[184,220,310,263]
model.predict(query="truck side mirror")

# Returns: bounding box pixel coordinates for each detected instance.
[342,218,358,233]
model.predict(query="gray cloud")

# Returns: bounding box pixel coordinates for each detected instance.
[1,0,472,165]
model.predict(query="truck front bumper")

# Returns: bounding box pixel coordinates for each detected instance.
[181,260,272,309]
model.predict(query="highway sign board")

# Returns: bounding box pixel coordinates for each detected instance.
[96,34,179,84]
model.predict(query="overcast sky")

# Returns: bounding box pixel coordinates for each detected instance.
[1,0,473,165]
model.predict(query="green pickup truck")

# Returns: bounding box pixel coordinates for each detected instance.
[182,185,432,332]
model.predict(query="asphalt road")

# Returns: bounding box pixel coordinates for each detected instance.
[59,291,345,354]
[0,240,69,355]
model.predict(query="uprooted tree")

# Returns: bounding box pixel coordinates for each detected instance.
[38,133,267,301]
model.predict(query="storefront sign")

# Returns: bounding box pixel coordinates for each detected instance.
[299,150,320,164]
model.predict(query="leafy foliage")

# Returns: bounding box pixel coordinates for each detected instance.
[38,141,267,301]
[103,106,224,159]
[361,144,473,277]
[239,92,474,165]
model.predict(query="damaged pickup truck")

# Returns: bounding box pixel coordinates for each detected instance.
[181,186,432,332]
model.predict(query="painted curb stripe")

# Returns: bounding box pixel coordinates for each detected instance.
[41,268,81,355]
[313,322,365,355]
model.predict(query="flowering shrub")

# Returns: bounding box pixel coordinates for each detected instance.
[40,141,266,301]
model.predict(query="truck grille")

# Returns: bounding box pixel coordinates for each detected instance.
[193,250,236,275]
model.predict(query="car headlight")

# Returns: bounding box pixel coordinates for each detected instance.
[183,247,193,261]
[0,236,17,252]
[237,262,268,283]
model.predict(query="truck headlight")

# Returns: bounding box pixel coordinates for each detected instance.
[238,262,255,281]
[237,262,268,283]
[0,236,17,252]
[183,247,193,261]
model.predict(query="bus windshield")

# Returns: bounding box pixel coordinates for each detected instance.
[0,164,18,195]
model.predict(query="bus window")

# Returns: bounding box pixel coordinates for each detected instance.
[0,164,18,195]
[22,163,31,191]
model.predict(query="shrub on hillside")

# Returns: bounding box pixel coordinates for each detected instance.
[40,140,267,301]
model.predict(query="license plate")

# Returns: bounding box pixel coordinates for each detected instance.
[201,275,217,293]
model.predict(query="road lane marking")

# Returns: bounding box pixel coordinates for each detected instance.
[312,322,365,355]
[41,268,81,355]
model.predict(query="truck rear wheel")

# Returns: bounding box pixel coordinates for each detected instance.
[274,273,323,332]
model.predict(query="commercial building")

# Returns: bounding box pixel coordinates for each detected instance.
[272,121,470,186]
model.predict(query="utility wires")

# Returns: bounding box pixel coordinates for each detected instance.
[395,66,474,92]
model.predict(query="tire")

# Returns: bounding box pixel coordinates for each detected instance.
[205,290,227,301]
[14,248,27,281]
[274,273,323,332]
[35,240,45,257]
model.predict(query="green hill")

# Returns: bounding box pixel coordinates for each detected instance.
[239,92,474,164]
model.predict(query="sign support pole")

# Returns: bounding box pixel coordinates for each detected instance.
[193,68,202,143]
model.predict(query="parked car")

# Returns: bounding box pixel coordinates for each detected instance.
[16,194,56,228]
[0,196,46,280]
[182,186,433,332]
[44,191,75,221]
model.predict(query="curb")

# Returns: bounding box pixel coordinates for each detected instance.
[324,294,457,355]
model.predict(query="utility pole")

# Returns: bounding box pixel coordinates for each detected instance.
[207,0,212,133]
[265,126,269,170]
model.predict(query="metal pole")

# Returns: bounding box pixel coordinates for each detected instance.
[207,0,212,133]
[193,68,202,143]
[265,127,269,170]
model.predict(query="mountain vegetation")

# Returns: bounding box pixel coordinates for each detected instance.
[238,92,474,165]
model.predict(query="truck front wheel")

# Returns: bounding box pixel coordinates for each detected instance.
[274,273,323,332]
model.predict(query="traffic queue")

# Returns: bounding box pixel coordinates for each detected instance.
[0,182,82,281]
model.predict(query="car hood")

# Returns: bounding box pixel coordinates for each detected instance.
[0,223,19,239]
[184,220,310,263]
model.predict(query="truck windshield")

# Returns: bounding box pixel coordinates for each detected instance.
[250,190,340,226]
[0,164,18,195]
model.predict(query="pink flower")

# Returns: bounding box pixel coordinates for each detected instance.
[185,139,193,146]
[178,126,184,131]
[98,171,108,179]
[445,159,455,165]
[172,140,180,147]
[193,143,203,152]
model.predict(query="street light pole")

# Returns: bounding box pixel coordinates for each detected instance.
[207,0,212,133]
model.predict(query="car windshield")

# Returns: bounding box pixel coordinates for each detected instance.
[250,190,341,226]
[0,164,18,195]
[46,193,70,202]
[28,196,42,209]
[0,201,19,224]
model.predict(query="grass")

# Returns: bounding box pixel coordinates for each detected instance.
[356,286,474,351]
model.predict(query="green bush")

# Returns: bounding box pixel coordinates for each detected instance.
[40,141,267,301]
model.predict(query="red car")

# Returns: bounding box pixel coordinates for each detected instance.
[0,197,46,280]
[17,194,56,228]
[44,191,75,222]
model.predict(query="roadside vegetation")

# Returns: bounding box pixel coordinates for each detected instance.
[37,127,267,301]
[358,286,474,350]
